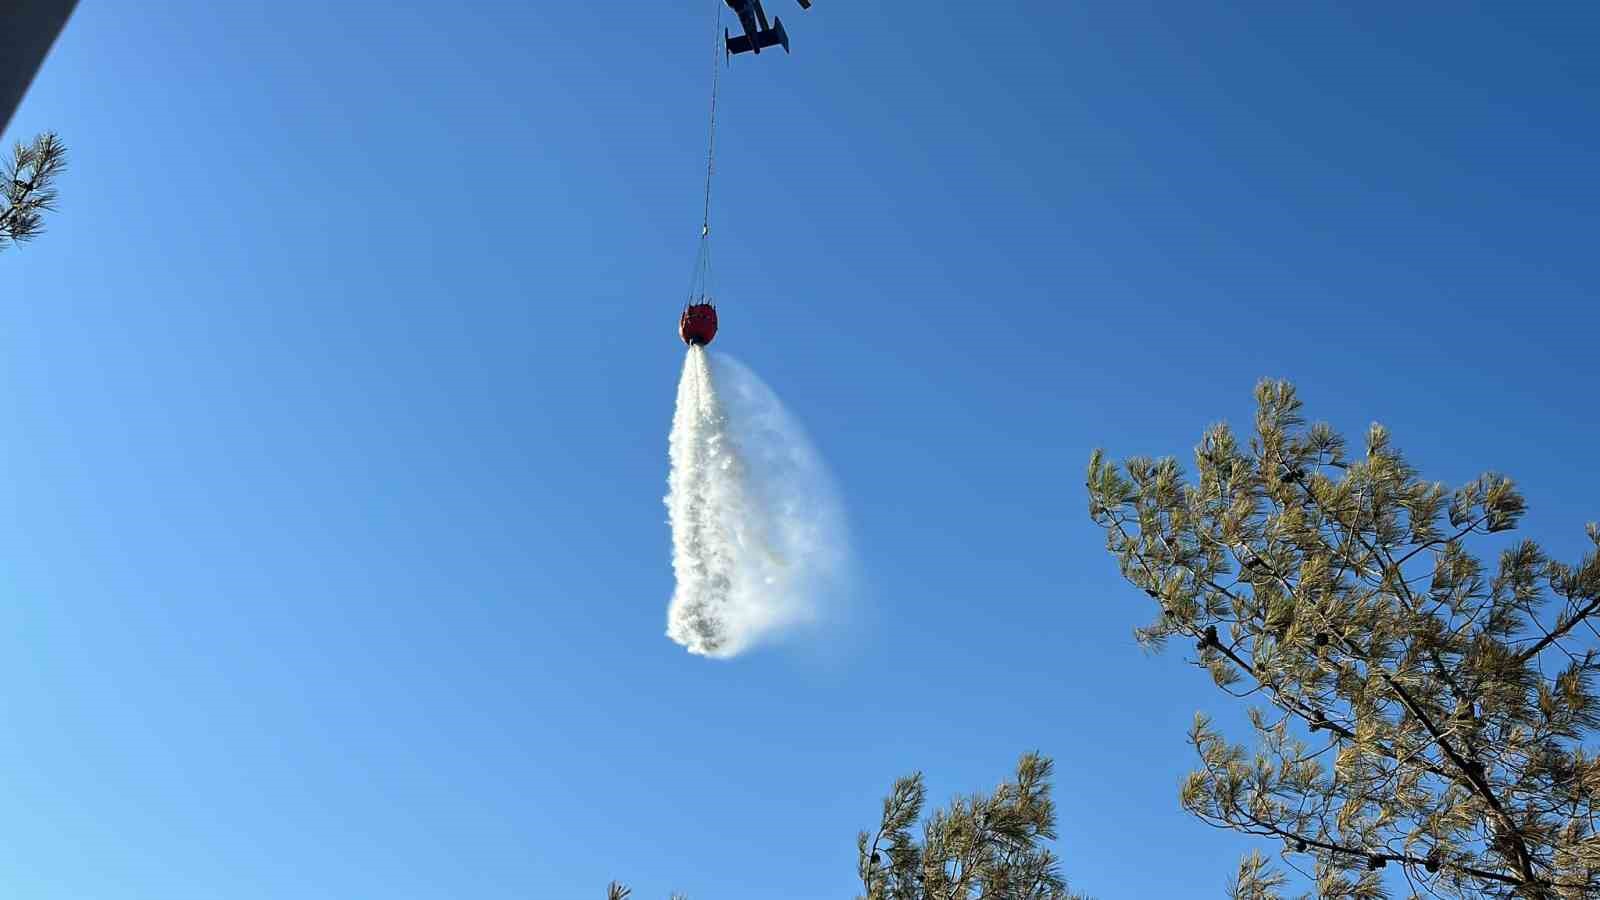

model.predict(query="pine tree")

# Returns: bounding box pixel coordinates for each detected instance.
[1230,850,1292,900]
[1,131,66,252]
[1086,379,1600,898]
[857,752,1090,899]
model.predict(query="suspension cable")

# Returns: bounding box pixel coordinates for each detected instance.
[701,0,722,239]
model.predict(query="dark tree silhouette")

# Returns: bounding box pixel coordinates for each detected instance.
[1,130,66,252]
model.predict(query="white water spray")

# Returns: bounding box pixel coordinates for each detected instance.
[665,347,846,658]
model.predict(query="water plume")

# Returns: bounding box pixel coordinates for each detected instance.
[665,347,846,658]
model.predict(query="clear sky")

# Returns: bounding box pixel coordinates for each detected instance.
[3,2,1597,897]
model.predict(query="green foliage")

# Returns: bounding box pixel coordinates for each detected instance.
[857,752,1089,900]
[1088,379,1600,898]
[1,131,66,252]
[1229,850,1297,900]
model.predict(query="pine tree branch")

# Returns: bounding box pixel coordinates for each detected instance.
[1089,403,1596,899]
[1105,516,1358,742]
[1388,516,1489,570]
[1240,807,1523,890]
[1289,481,1546,890]
[1,131,66,251]
[1191,747,1558,894]
[1108,515,1495,795]
[1515,595,1600,666]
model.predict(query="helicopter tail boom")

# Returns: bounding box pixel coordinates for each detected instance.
[725,17,789,56]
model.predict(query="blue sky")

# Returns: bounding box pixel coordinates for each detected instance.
[3,2,1597,897]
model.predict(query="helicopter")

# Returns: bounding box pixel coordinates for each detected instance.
[0,0,79,135]
[723,0,811,57]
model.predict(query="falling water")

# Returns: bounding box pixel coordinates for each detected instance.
[665,347,846,658]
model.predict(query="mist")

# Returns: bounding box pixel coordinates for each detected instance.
[664,347,847,658]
